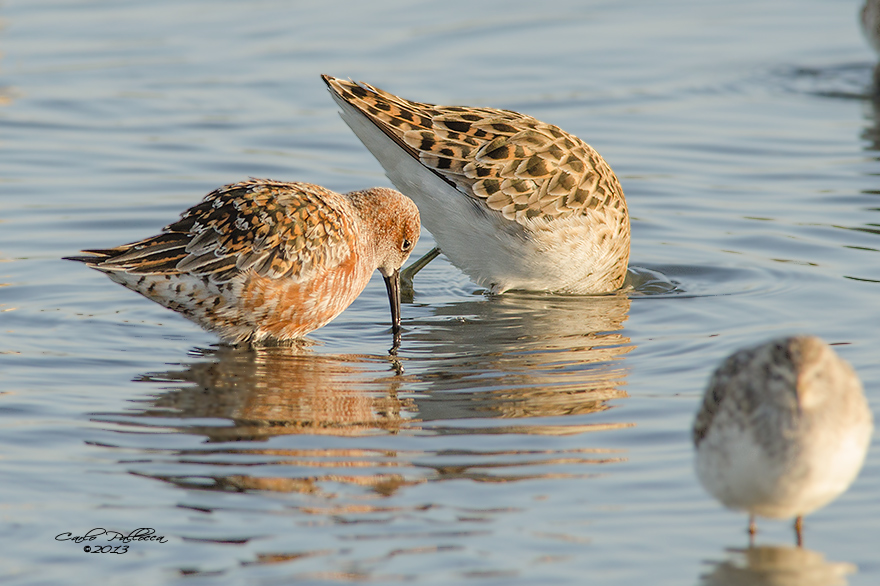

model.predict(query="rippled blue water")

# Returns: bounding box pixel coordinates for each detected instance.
[2,0,879,584]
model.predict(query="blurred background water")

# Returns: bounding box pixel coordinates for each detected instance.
[2,0,879,584]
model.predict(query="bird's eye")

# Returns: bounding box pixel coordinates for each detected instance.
[401,238,413,252]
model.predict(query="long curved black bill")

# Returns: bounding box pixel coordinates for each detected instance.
[383,269,402,353]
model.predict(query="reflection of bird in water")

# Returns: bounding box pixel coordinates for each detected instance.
[139,296,633,436]
[131,345,420,497]
[693,336,872,545]
[139,345,416,441]
[121,291,634,499]
[408,291,633,424]
[323,75,629,294]
[66,179,420,347]
[699,545,855,586]
[860,64,880,153]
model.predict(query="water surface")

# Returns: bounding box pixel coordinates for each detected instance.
[2,0,879,584]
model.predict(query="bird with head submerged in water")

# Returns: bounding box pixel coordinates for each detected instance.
[323,75,629,295]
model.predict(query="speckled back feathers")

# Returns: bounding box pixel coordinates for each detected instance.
[76,180,356,285]
[323,75,628,227]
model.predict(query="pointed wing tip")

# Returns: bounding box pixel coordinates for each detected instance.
[321,74,346,91]
[62,250,111,265]
[321,75,364,97]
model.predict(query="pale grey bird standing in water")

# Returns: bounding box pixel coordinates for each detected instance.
[693,336,872,545]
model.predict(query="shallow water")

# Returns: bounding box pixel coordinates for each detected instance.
[2,0,880,584]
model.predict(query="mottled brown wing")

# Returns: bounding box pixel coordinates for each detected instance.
[69,180,356,284]
[324,75,626,225]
